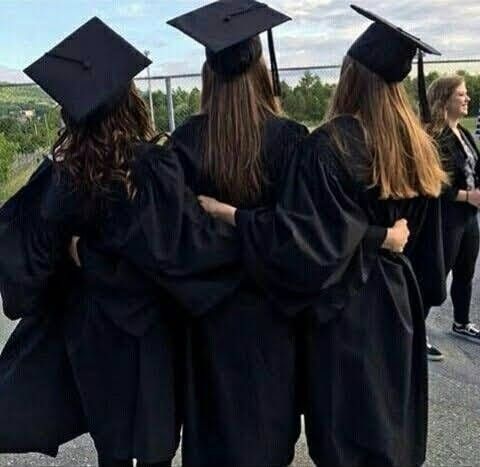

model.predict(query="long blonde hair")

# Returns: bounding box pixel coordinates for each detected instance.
[326,55,447,199]
[200,55,282,206]
[426,75,465,137]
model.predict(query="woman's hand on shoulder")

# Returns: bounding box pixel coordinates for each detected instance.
[198,195,237,226]
[382,218,410,253]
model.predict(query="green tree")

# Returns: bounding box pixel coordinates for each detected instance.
[281,72,334,125]
[0,132,18,185]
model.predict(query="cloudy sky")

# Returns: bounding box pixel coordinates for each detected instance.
[0,0,479,82]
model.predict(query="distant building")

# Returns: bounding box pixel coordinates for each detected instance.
[17,109,35,123]
[21,109,35,119]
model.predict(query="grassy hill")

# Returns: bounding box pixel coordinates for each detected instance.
[0,84,52,105]
[0,158,40,203]
[0,85,55,117]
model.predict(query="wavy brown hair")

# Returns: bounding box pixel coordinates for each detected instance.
[52,82,155,201]
[425,75,465,137]
[326,55,447,199]
[200,54,282,206]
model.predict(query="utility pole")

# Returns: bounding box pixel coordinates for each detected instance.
[144,50,156,131]
[166,77,175,133]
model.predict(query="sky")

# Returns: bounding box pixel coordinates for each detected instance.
[0,0,479,83]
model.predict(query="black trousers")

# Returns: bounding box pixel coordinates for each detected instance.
[428,211,480,324]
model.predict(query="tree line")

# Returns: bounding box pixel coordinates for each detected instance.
[1,69,480,197]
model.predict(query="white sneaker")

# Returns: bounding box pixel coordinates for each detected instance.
[451,322,480,344]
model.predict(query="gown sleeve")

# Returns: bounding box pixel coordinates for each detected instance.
[0,160,71,320]
[408,198,446,309]
[78,144,241,315]
[234,131,387,316]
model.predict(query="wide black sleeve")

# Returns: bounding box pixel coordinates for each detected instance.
[436,132,460,201]
[408,198,446,309]
[80,145,241,315]
[0,160,70,320]
[235,134,386,315]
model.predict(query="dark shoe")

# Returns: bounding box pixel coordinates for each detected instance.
[426,342,444,361]
[452,322,480,344]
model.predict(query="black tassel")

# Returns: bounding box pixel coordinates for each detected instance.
[267,29,281,97]
[417,50,431,124]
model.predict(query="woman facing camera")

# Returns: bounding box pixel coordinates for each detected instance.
[166,2,308,466]
[200,6,448,467]
[424,76,480,356]
[0,18,237,467]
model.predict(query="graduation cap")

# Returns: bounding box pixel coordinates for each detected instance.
[167,0,291,96]
[24,17,151,124]
[348,4,441,123]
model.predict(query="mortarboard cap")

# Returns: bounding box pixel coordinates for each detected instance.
[348,5,441,122]
[167,0,291,96]
[24,17,151,124]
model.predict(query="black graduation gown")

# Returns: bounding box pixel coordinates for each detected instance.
[235,116,446,467]
[0,160,87,456]
[169,115,309,467]
[0,143,239,463]
[45,142,241,463]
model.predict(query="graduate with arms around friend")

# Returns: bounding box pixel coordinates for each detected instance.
[200,5,448,467]
[165,1,309,465]
[0,17,239,467]
[423,75,480,361]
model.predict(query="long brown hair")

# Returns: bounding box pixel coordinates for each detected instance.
[326,55,447,199]
[426,75,465,137]
[52,82,155,201]
[200,55,282,206]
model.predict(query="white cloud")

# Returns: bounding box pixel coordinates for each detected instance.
[0,65,30,84]
[265,0,480,66]
[116,2,146,18]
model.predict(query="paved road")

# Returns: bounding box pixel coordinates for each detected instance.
[0,273,479,466]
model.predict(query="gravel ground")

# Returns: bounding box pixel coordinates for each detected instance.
[0,266,479,466]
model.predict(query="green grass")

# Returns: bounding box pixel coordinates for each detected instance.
[0,86,53,106]
[462,117,477,133]
[0,160,39,203]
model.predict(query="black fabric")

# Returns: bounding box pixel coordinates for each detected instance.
[24,17,151,123]
[97,458,172,467]
[169,114,308,467]
[167,0,290,54]
[348,5,440,83]
[0,160,87,455]
[137,462,172,467]
[0,142,238,462]
[440,205,479,324]
[0,314,86,457]
[167,0,289,92]
[205,35,262,77]
[42,142,238,462]
[437,124,480,202]
[82,143,241,318]
[417,51,431,123]
[424,125,480,323]
[235,115,446,466]
[98,457,133,467]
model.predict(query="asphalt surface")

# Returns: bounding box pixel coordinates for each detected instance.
[0,270,479,466]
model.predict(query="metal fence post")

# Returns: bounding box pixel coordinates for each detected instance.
[144,50,156,131]
[166,77,176,133]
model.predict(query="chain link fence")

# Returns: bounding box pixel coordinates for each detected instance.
[1,58,480,201]
[2,58,480,134]
[134,58,480,133]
